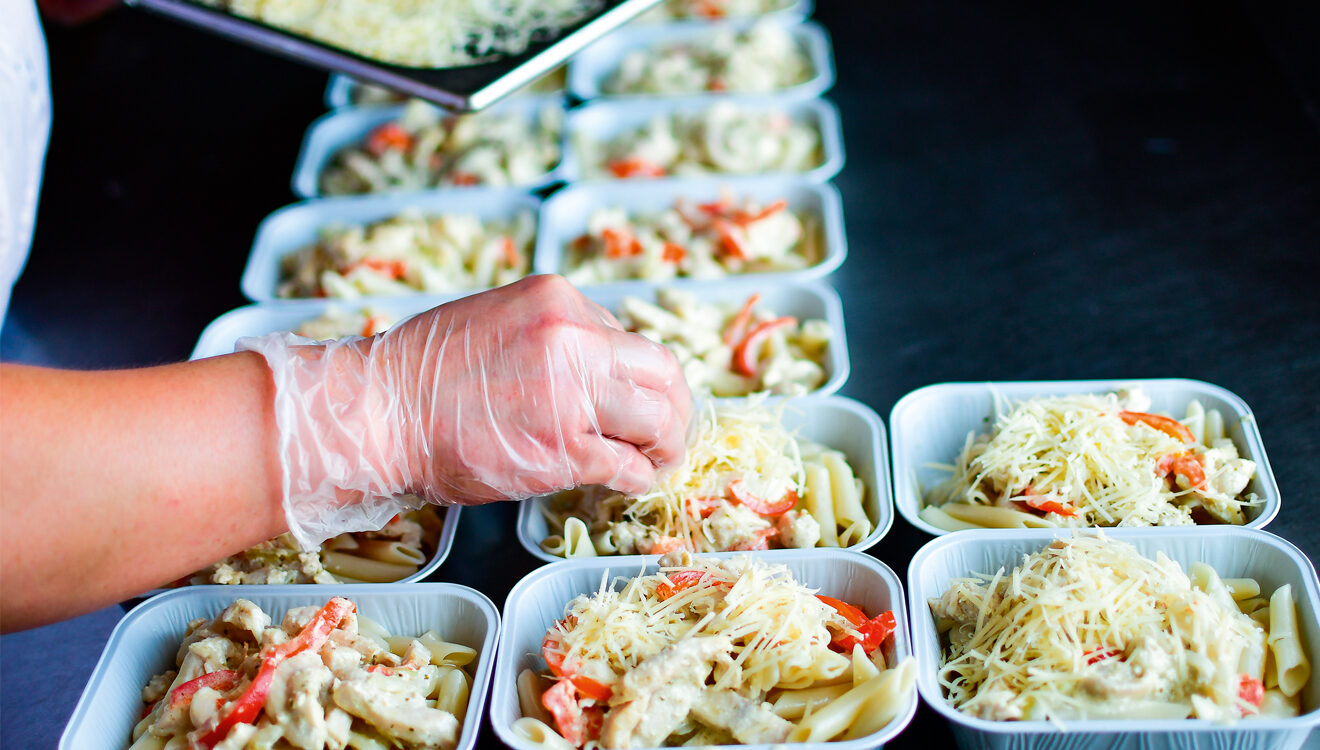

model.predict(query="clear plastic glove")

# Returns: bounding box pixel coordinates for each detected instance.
[239,275,693,549]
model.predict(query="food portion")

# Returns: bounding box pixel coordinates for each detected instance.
[192,505,443,585]
[130,597,478,750]
[293,305,397,340]
[921,388,1258,530]
[562,190,821,283]
[616,289,830,397]
[195,0,602,68]
[577,102,822,179]
[930,534,1310,722]
[603,21,812,95]
[513,553,916,748]
[641,0,796,20]
[277,208,535,298]
[540,398,872,557]
[344,66,567,105]
[321,101,562,195]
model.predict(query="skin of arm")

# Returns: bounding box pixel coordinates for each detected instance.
[0,352,286,632]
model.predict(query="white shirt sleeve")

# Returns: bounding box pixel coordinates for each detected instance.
[0,0,53,328]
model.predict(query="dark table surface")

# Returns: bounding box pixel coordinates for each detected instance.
[3,0,1318,747]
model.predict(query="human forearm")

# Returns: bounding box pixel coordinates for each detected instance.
[0,353,285,631]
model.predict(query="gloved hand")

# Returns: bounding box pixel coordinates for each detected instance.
[240,275,692,549]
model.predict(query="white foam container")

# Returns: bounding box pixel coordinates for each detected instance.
[491,548,918,749]
[560,96,844,183]
[62,583,500,750]
[291,95,566,199]
[890,379,1281,536]
[907,527,1320,750]
[534,176,846,283]
[516,394,893,563]
[568,19,834,100]
[240,188,542,302]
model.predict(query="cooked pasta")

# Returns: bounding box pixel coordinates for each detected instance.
[131,597,477,750]
[321,100,562,195]
[576,101,821,180]
[604,21,812,95]
[539,398,871,556]
[929,534,1308,722]
[191,504,443,585]
[293,305,396,340]
[921,388,1259,530]
[522,553,914,747]
[563,191,821,284]
[195,0,602,68]
[615,289,829,396]
[277,208,535,298]
[641,0,795,20]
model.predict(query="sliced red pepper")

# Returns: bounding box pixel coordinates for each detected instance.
[1156,452,1207,490]
[346,258,408,280]
[500,236,520,267]
[365,123,413,156]
[729,526,779,551]
[861,611,897,652]
[722,293,761,346]
[168,670,240,709]
[191,598,354,749]
[543,678,588,747]
[686,495,723,518]
[1238,674,1265,713]
[712,218,747,260]
[542,629,566,675]
[818,595,867,627]
[734,199,788,226]
[732,317,797,376]
[449,171,481,186]
[140,699,159,720]
[1021,493,1080,517]
[727,480,797,516]
[661,242,686,263]
[1084,647,1121,665]
[601,227,642,259]
[694,0,725,18]
[647,536,688,555]
[607,158,666,179]
[656,571,709,600]
[568,674,613,703]
[819,596,893,654]
[1119,411,1194,444]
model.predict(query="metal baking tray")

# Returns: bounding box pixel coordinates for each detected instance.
[124,0,662,112]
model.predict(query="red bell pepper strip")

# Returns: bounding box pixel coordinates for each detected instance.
[1238,674,1265,713]
[190,597,355,749]
[601,227,642,259]
[687,495,723,518]
[712,218,747,260]
[607,158,666,179]
[662,242,687,263]
[727,480,797,516]
[543,678,589,746]
[168,670,240,709]
[729,526,779,551]
[542,627,613,702]
[722,293,761,346]
[1156,452,1207,489]
[1084,647,1121,665]
[732,317,797,376]
[345,257,408,280]
[657,571,709,600]
[1119,411,1194,444]
[819,596,895,654]
[734,199,788,226]
[500,236,520,267]
[647,536,688,555]
[449,171,481,186]
[365,123,413,156]
[1022,493,1080,517]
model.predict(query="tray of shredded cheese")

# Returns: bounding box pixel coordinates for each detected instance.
[292,96,566,199]
[241,188,542,303]
[534,177,845,285]
[126,0,660,112]
[62,583,500,750]
[567,19,834,99]
[889,380,1280,536]
[907,527,1320,750]
[561,97,844,183]
[491,548,918,750]
[517,395,893,563]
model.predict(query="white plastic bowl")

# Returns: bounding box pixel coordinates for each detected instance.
[291,95,566,199]
[907,527,1320,750]
[62,583,500,750]
[568,19,835,100]
[491,548,918,750]
[240,188,542,303]
[889,379,1280,536]
[534,176,846,284]
[560,96,844,183]
[516,394,893,563]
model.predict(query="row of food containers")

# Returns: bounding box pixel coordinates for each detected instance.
[68,527,1320,750]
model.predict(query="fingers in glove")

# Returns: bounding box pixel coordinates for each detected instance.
[593,379,687,471]
[605,330,695,436]
[571,434,658,497]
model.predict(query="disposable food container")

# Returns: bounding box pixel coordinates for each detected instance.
[889,379,1280,536]
[63,583,500,750]
[907,526,1320,750]
[559,96,844,183]
[291,95,566,199]
[516,394,894,563]
[534,176,846,283]
[240,188,542,302]
[324,71,568,108]
[491,548,918,749]
[567,19,835,100]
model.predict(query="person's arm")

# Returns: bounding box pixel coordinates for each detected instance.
[1,352,285,630]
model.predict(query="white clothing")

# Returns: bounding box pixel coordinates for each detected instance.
[0,0,52,327]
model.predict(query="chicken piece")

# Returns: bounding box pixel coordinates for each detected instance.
[219,599,272,644]
[282,606,321,635]
[689,688,792,744]
[141,670,177,703]
[333,672,459,750]
[966,686,1023,721]
[321,644,367,681]
[599,636,733,749]
[265,651,334,750]
[327,628,388,662]
[325,707,354,750]
[775,510,821,549]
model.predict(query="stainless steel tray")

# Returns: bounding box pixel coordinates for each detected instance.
[125,0,662,111]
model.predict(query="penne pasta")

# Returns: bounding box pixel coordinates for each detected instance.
[321,550,419,583]
[1267,584,1312,697]
[770,683,851,720]
[939,502,1058,529]
[840,659,917,741]
[824,451,870,545]
[511,718,577,750]
[353,539,427,566]
[518,668,554,725]
[804,463,839,547]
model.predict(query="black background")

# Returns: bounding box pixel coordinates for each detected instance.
[2,1,1318,747]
